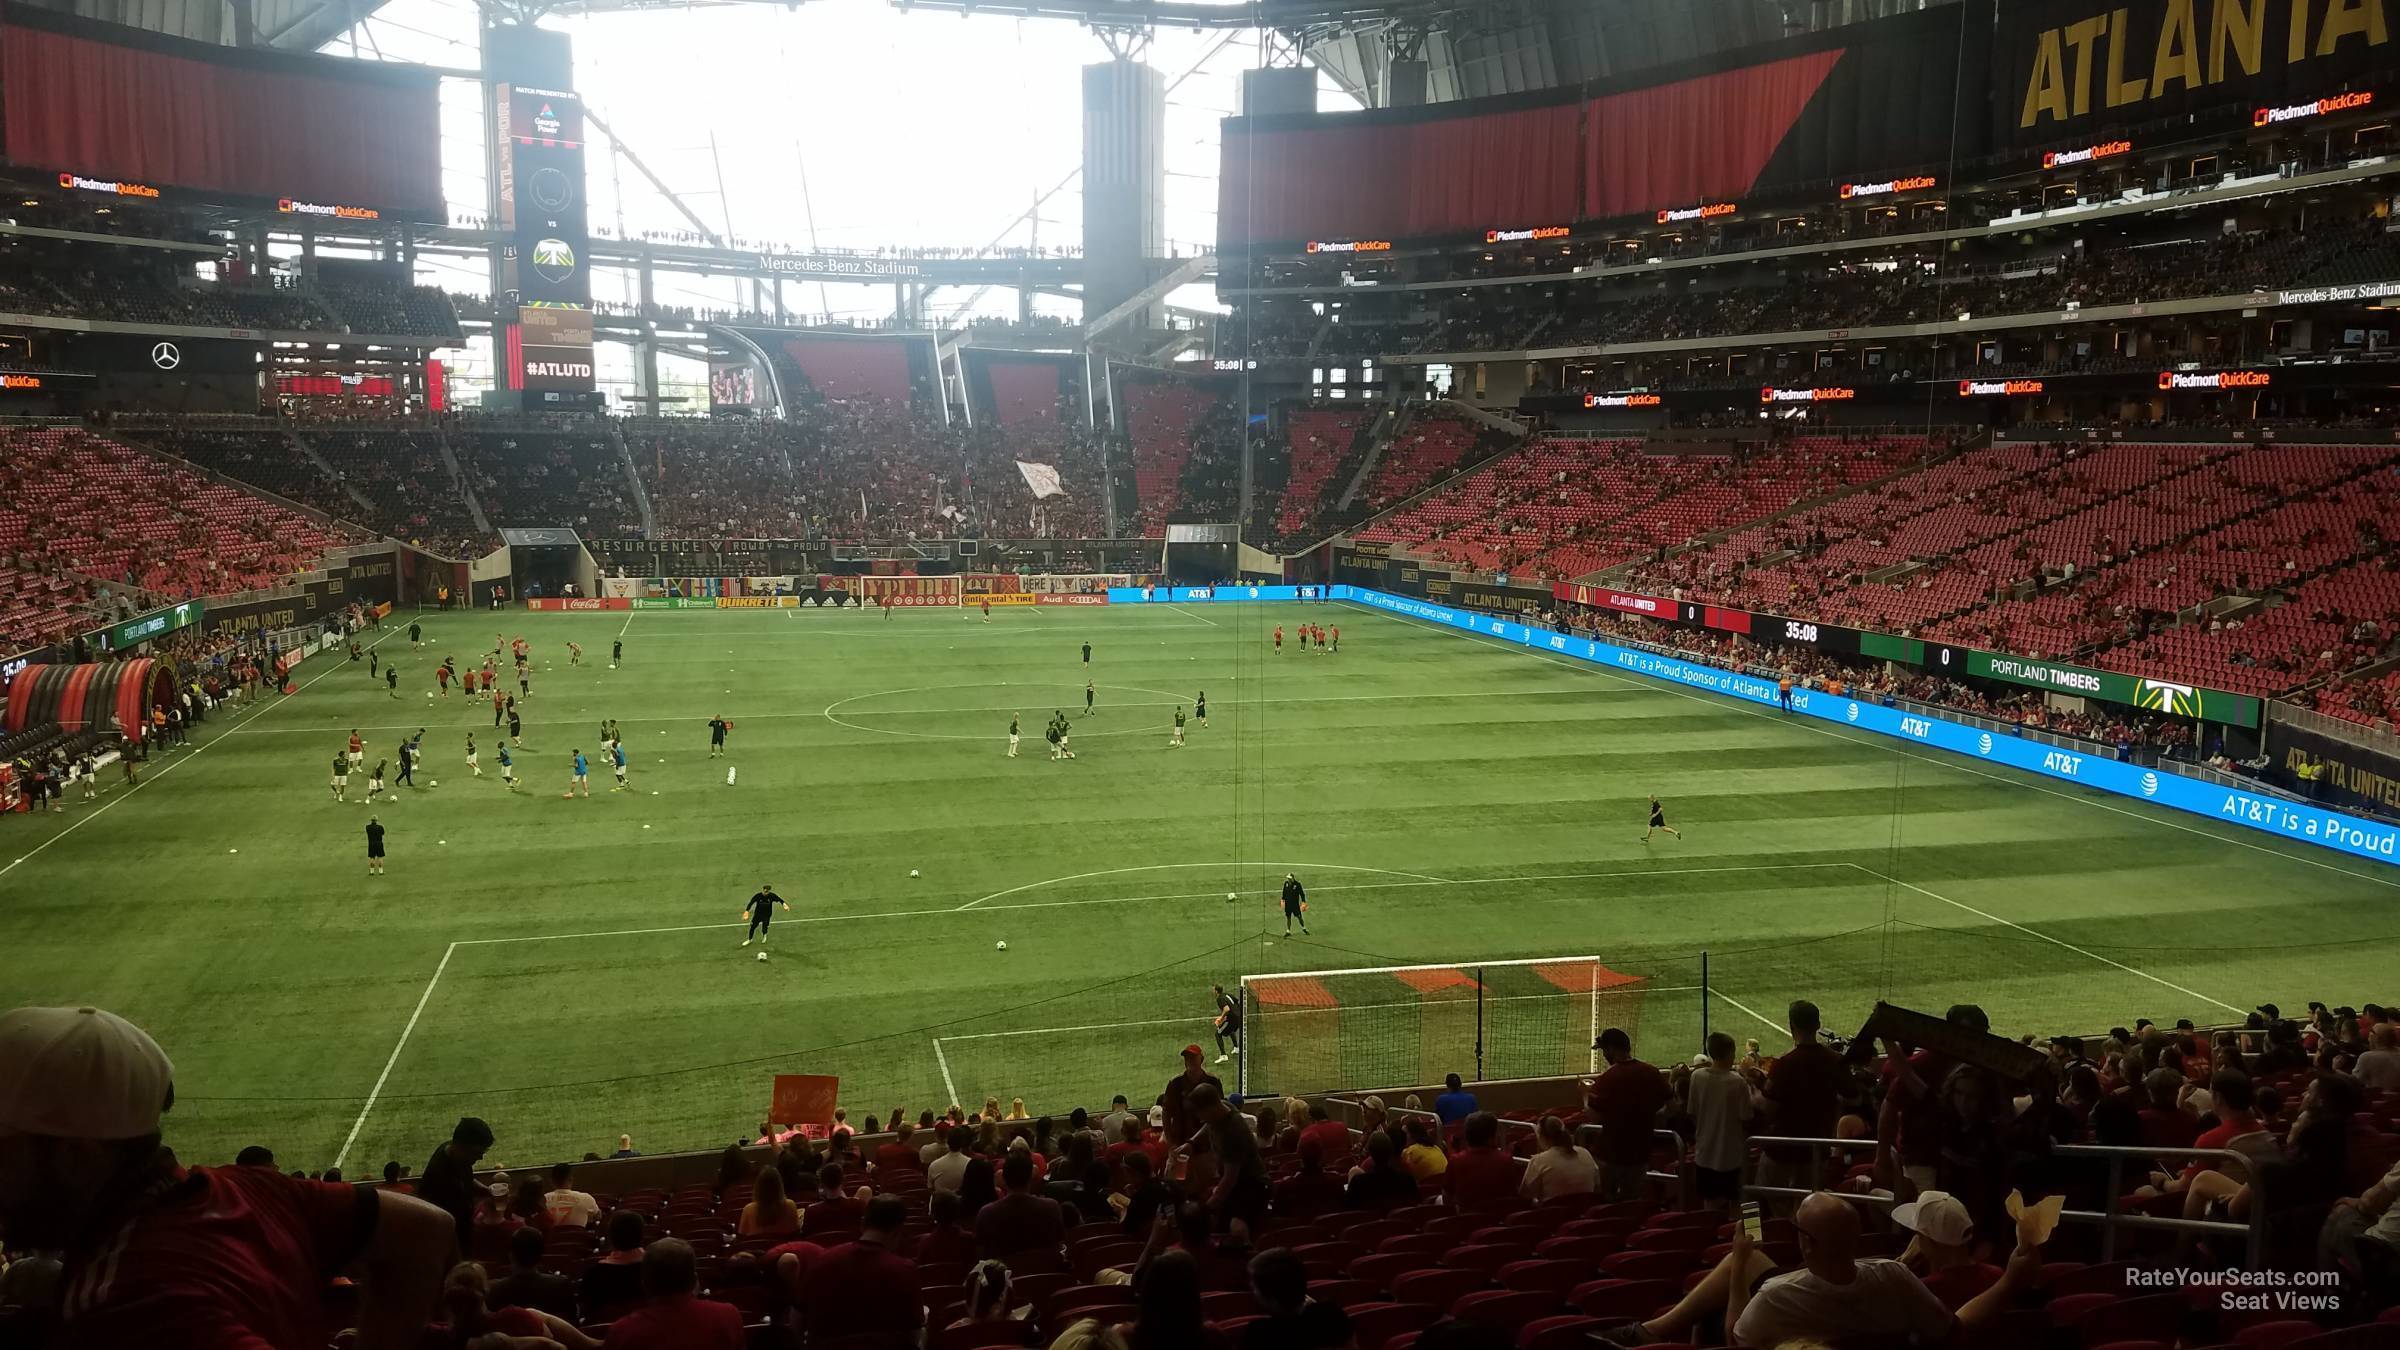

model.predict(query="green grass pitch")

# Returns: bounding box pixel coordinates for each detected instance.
[2,600,2390,1176]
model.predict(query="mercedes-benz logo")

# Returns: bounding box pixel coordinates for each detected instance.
[150,342,182,370]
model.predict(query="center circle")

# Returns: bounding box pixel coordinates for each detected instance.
[822,681,1205,741]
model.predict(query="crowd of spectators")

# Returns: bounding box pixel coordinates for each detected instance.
[455,426,644,535]
[5,994,2394,1349]
[0,427,351,608]
[1549,604,2210,762]
[0,238,328,331]
[1238,219,2400,359]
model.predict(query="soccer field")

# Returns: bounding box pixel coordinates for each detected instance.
[3,600,2392,1175]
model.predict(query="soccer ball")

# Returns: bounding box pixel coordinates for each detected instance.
[910,869,921,878]
[995,940,1008,951]
[1226,892,1238,901]
[609,663,616,669]
[426,690,434,698]
[429,780,438,787]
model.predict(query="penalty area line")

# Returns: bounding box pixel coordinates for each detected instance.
[333,940,457,1172]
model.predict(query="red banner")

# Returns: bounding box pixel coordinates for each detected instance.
[770,1074,840,1128]
[1036,593,1110,606]
[524,597,630,612]
[1702,606,1752,634]
[1552,582,1668,617]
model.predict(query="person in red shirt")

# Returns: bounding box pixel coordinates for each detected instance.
[1270,1140,1346,1219]
[875,1121,923,1177]
[1759,1001,1856,1199]
[804,1162,867,1236]
[0,1005,454,1350]
[1273,625,1283,653]
[2160,1070,2265,1189]
[913,1190,978,1267]
[801,1195,924,1345]
[1443,1111,1522,1208]
[1328,625,1339,652]
[601,1238,744,1350]
[2136,1067,2201,1161]
[1293,1100,1352,1163]
[1586,1026,1671,1199]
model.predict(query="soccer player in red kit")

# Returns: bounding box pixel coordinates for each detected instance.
[1273,625,1283,653]
[435,664,451,697]
[1330,625,1339,652]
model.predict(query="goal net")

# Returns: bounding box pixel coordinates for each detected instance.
[1238,957,1649,1099]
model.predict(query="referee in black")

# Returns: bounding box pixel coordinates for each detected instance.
[393,737,415,788]
[1281,872,1310,937]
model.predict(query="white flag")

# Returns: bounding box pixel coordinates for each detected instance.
[1016,460,1065,499]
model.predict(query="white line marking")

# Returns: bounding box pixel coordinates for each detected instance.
[1845,863,2244,1013]
[933,1036,960,1106]
[822,681,1198,742]
[1355,603,2400,889]
[1168,604,1222,628]
[617,610,636,639]
[954,861,1447,912]
[936,987,1712,1043]
[219,684,1619,735]
[0,627,401,882]
[1710,987,1788,1035]
[334,940,456,1171]
[450,863,1862,946]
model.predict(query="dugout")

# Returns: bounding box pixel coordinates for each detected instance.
[496,527,599,604]
[1160,522,1237,584]
[3,658,177,739]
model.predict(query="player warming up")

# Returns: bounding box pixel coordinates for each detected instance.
[708,715,733,758]
[1008,714,1021,759]
[1642,795,1682,842]
[1212,983,1242,1064]
[330,750,350,803]
[610,740,629,792]
[1084,680,1095,717]
[1081,640,1092,667]
[1281,872,1310,937]
[743,884,788,959]
[1194,691,1208,728]
[612,637,624,665]
[497,743,519,791]
[567,749,590,799]
[366,758,387,804]
[365,816,386,876]
[1170,707,1186,747]
[1273,625,1283,655]
[465,734,483,778]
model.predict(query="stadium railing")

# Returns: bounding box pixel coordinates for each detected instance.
[1743,1134,2263,1266]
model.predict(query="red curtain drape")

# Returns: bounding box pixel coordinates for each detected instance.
[780,338,911,404]
[985,362,1063,427]
[1220,103,1581,245]
[1,24,441,211]
[1581,49,1843,221]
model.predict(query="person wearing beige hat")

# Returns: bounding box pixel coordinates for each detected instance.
[1892,1189,2003,1308]
[0,1005,455,1349]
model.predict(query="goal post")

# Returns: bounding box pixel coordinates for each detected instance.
[1238,956,1652,1099]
